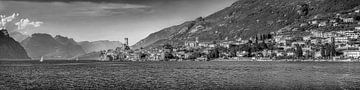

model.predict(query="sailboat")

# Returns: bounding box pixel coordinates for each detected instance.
[40,56,44,62]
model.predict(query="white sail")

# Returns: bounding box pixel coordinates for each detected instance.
[40,56,43,62]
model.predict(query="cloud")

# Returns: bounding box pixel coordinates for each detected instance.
[64,2,153,16]
[1,1,153,17]
[14,18,43,30]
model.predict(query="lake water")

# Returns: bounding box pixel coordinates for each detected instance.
[0,60,359,89]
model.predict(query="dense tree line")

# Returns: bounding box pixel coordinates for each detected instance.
[320,43,337,59]
[229,40,276,57]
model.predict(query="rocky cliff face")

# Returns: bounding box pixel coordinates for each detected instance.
[21,33,85,59]
[133,0,360,49]
[0,29,30,59]
[78,40,123,53]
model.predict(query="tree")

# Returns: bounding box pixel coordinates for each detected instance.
[229,44,239,57]
[139,53,148,60]
[164,52,174,61]
[124,45,131,50]
[188,51,202,60]
[295,44,303,58]
[207,48,220,60]
[320,45,327,58]
[321,43,336,59]
[163,43,173,50]
[238,44,251,57]
[327,43,336,57]
[162,43,174,61]
[258,42,268,50]
[354,15,360,21]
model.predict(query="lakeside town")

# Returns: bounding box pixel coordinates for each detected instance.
[4,0,360,89]
[99,9,360,62]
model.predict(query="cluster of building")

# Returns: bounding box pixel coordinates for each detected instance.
[98,38,149,61]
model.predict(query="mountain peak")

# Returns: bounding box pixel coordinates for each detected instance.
[21,33,85,59]
[0,29,30,59]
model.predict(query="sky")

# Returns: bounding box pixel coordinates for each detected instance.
[0,0,237,45]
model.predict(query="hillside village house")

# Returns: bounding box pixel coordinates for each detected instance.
[198,42,217,48]
[185,41,198,47]
[291,41,306,47]
[355,27,360,30]
[337,44,359,50]
[343,31,360,39]
[342,18,354,23]
[303,36,312,41]
[334,37,349,45]
[310,38,322,45]
[318,21,328,27]
[311,31,338,38]
[219,42,232,48]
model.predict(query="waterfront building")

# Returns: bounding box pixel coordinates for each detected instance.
[334,37,349,44]
[342,18,354,23]
[343,50,360,58]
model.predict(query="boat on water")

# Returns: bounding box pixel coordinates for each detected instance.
[40,56,44,62]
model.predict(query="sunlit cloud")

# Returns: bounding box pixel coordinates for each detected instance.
[15,18,43,30]
[0,13,19,28]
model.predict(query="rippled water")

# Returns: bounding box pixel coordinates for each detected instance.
[0,60,360,89]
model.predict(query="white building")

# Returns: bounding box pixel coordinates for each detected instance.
[346,31,360,39]
[335,37,349,43]
[336,30,360,39]
[355,27,360,30]
[319,21,327,27]
[184,41,198,47]
[343,50,360,58]
[342,18,354,23]
[292,41,306,47]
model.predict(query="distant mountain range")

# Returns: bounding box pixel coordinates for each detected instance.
[20,33,84,59]
[20,33,123,59]
[133,0,360,49]
[0,29,30,59]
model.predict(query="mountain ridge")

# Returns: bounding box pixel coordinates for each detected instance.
[0,29,30,59]
[132,0,360,49]
[21,33,85,59]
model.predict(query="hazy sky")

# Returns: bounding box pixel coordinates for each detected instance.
[0,0,237,45]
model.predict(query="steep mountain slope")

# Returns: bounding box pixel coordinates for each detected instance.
[53,35,86,58]
[78,40,123,53]
[9,31,29,42]
[133,0,360,49]
[21,33,85,59]
[21,33,60,59]
[0,29,30,59]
